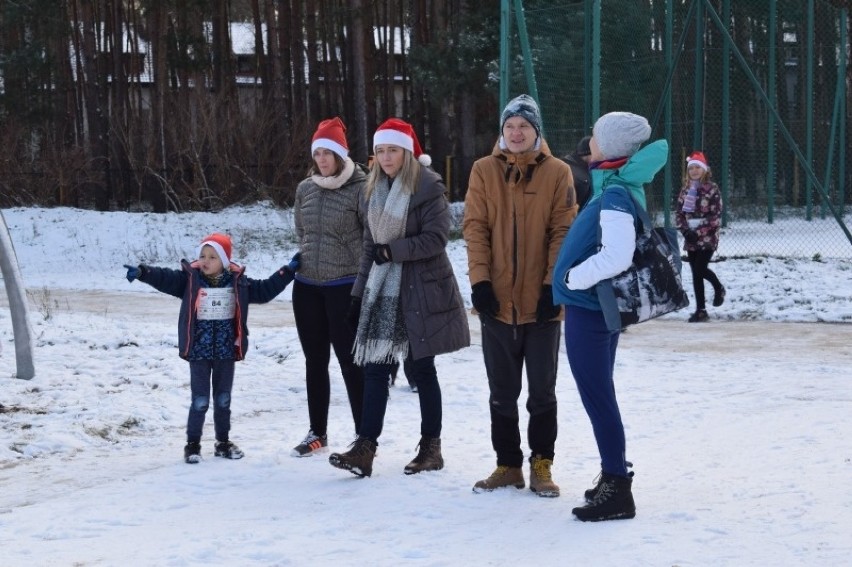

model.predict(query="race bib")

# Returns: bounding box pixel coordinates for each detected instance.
[197,287,236,320]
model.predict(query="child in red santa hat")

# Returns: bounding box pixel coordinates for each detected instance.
[124,233,300,463]
[676,151,726,322]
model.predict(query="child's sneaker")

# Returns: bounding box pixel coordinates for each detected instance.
[184,441,201,464]
[291,430,329,457]
[214,440,244,460]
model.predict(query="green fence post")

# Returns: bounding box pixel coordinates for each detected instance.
[591,0,600,122]
[839,8,847,216]
[720,0,730,228]
[500,0,510,112]
[693,0,705,150]
[806,0,815,220]
[513,0,540,116]
[664,0,674,227]
[767,0,776,224]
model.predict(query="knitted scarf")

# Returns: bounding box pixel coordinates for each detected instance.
[681,180,699,213]
[311,157,355,190]
[353,175,411,365]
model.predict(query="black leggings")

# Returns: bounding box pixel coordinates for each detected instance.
[292,280,364,436]
[687,249,722,310]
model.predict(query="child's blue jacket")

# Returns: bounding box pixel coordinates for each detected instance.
[138,261,295,361]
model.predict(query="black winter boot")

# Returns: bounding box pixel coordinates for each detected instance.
[184,441,201,464]
[404,437,444,475]
[584,461,633,502]
[573,472,636,522]
[329,437,377,477]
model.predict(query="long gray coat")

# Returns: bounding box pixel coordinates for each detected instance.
[353,167,470,360]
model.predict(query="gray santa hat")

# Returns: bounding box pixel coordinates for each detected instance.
[592,111,651,159]
[500,94,542,137]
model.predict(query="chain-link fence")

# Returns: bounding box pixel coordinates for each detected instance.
[503,0,852,259]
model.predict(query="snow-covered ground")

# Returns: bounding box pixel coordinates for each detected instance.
[0,203,850,566]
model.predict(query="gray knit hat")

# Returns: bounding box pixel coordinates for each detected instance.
[501,94,542,137]
[592,112,651,159]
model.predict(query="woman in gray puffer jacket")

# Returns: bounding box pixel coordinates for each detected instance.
[289,117,366,458]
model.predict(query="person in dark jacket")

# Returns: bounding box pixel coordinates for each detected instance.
[562,135,593,211]
[290,117,366,458]
[124,233,299,464]
[328,118,470,478]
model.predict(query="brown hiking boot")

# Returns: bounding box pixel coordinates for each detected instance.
[329,437,376,477]
[529,455,560,497]
[472,465,525,493]
[404,437,444,475]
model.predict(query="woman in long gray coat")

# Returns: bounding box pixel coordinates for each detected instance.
[328,118,470,478]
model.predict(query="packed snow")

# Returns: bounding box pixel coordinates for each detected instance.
[0,202,850,566]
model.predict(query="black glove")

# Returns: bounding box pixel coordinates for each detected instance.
[684,230,699,244]
[370,244,392,265]
[471,281,499,318]
[536,284,560,323]
[124,264,141,282]
[346,298,362,330]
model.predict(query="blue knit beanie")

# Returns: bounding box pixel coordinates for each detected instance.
[500,94,542,137]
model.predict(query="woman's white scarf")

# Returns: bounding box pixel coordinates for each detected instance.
[311,157,355,189]
[353,175,410,365]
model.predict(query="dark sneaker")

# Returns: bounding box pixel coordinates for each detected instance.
[404,437,443,475]
[184,441,201,464]
[329,437,377,477]
[688,309,709,323]
[291,430,328,457]
[473,465,525,493]
[713,285,726,307]
[584,461,633,503]
[573,472,636,522]
[214,440,244,460]
[529,455,559,497]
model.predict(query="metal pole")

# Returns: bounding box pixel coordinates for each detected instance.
[584,0,593,130]
[513,0,540,117]
[592,0,600,121]
[664,0,673,227]
[693,0,705,150]
[806,0,815,220]
[720,0,730,227]
[767,0,777,224]
[838,8,847,216]
[0,211,35,380]
[500,0,510,113]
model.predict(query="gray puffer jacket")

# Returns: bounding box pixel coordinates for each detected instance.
[294,159,367,283]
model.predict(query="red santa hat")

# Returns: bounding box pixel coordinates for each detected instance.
[686,151,709,171]
[311,117,350,160]
[373,118,432,167]
[197,233,233,266]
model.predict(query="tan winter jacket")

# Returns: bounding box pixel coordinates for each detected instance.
[463,139,576,325]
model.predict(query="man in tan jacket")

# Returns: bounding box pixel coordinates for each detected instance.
[463,94,577,497]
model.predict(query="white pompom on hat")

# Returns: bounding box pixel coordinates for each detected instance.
[686,151,709,171]
[311,117,350,160]
[197,232,233,266]
[373,118,432,167]
[592,111,652,159]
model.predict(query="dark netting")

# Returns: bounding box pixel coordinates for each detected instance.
[503,0,852,259]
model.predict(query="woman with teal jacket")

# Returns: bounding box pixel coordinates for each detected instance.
[553,112,668,522]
